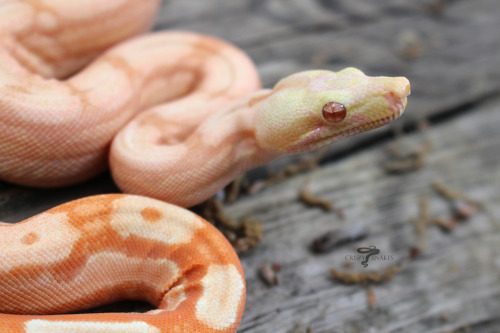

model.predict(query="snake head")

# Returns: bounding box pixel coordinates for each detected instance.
[256,68,410,154]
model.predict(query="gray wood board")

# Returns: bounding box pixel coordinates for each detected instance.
[1,0,500,332]
[230,94,500,333]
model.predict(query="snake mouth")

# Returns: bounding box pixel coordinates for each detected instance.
[285,96,408,154]
[393,94,408,119]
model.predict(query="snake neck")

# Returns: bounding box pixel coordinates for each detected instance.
[192,89,278,171]
[110,89,280,207]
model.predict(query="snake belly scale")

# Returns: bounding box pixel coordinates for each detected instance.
[0,0,410,332]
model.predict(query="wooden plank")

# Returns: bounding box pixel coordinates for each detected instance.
[156,4,500,330]
[230,94,500,333]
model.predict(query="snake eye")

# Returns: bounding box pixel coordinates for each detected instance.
[322,102,346,123]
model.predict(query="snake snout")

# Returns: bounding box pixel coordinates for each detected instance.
[384,77,410,118]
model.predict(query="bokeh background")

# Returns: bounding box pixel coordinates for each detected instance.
[1,1,499,332]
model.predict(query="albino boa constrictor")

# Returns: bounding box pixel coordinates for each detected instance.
[0,0,410,332]
[1,194,245,332]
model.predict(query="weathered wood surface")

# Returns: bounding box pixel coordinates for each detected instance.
[1,0,500,332]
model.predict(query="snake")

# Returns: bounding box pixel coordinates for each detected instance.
[0,0,410,332]
[0,194,245,332]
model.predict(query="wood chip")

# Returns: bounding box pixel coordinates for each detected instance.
[452,198,477,220]
[413,195,429,252]
[200,198,263,254]
[299,180,333,212]
[366,286,377,311]
[225,175,243,203]
[431,216,458,232]
[259,264,280,286]
[433,181,484,209]
[330,263,401,285]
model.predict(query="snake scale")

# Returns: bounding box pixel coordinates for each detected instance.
[0,0,410,332]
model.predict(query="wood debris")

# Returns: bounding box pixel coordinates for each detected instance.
[432,181,484,211]
[224,147,328,200]
[259,263,281,286]
[452,199,477,220]
[408,181,489,260]
[225,175,243,203]
[201,197,238,229]
[330,263,401,285]
[432,180,492,226]
[299,180,333,212]
[366,286,377,311]
[412,195,429,254]
[431,216,458,232]
[200,198,262,254]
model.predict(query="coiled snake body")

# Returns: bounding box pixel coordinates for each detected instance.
[0,0,410,332]
[0,194,244,332]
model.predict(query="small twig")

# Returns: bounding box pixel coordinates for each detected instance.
[299,180,333,212]
[259,263,281,286]
[432,180,497,228]
[413,195,429,253]
[231,218,263,254]
[225,175,243,203]
[241,218,263,244]
[432,181,484,210]
[201,198,263,254]
[452,199,477,220]
[330,263,401,285]
[431,217,458,232]
[202,198,239,230]
[366,286,377,311]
